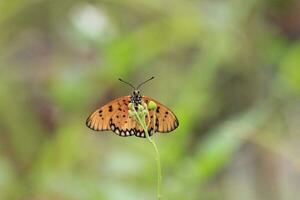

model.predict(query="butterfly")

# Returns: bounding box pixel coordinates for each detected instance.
[86,77,179,138]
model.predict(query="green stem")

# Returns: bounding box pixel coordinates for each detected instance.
[134,110,162,200]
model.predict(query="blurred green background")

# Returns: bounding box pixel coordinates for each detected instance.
[1,0,300,199]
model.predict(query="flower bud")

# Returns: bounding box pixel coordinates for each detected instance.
[142,109,148,115]
[128,103,134,111]
[148,101,157,110]
[138,104,144,111]
[128,110,135,117]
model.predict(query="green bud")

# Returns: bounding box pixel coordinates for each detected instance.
[138,104,144,111]
[148,101,157,110]
[128,110,135,117]
[128,103,134,111]
[138,113,145,119]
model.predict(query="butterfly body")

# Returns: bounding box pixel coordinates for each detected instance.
[131,90,142,109]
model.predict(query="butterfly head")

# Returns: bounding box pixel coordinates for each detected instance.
[133,90,140,96]
[131,90,142,106]
[119,77,154,106]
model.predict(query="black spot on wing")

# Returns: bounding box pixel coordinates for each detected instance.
[156,106,160,113]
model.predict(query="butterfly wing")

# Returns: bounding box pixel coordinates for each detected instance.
[142,96,179,133]
[110,107,150,137]
[86,96,131,132]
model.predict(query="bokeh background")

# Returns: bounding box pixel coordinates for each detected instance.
[1,0,300,199]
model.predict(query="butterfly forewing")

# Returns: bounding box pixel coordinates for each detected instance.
[86,96,131,131]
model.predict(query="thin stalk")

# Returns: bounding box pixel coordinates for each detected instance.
[133,108,162,200]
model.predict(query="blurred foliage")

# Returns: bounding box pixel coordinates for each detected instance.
[1,0,300,199]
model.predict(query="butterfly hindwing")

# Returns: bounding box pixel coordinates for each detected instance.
[109,103,136,137]
[110,103,155,138]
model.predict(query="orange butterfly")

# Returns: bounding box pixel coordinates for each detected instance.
[86,77,179,138]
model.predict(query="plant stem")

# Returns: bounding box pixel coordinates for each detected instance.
[134,110,162,200]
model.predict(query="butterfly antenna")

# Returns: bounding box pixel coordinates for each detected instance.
[118,78,136,90]
[137,76,155,90]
